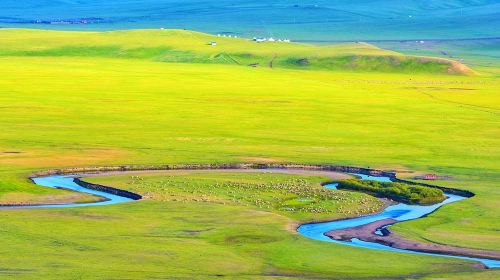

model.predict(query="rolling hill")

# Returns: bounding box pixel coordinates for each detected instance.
[0,29,474,75]
[1,0,499,41]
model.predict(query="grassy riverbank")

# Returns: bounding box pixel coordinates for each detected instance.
[87,171,386,222]
[0,172,490,279]
[0,29,499,278]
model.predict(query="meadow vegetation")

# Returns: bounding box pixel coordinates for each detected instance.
[0,172,486,279]
[121,172,384,221]
[0,29,473,75]
[2,0,499,43]
[0,29,498,278]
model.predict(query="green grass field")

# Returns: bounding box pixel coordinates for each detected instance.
[0,29,499,279]
[88,171,385,222]
[0,172,493,279]
[0,29,473,75]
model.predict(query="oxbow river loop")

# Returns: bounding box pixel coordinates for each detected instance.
[3,172,499,268]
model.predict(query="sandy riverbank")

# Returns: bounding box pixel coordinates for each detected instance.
[325,218,500,261]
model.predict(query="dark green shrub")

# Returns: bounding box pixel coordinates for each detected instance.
[337,179,445,205]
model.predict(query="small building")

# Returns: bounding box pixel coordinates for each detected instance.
[209,41,217,46]
[423,174,438,180]
[253,37,267,43]
[415,174,439,180]
[415,174,453,180]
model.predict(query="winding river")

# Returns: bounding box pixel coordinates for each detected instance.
[299,174,500,268]
[4,172,500,268]
[2,175,134,209]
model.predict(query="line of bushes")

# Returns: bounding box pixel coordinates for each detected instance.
[336,179,446,205]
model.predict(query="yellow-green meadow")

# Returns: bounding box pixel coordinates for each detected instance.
[0,29,498,279]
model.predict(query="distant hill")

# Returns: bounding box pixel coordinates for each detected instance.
[0,0,499,41]
[0,29,474,75]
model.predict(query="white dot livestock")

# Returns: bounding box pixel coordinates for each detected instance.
[298,173,500,268]
[8,164,498,268]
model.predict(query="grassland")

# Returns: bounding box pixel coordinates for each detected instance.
[0,172,493,279]
[0,29,473,75]
[2,0,499,41]
[0,29,499,278]
[89,171,385,222]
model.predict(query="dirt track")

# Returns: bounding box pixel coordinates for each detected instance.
[80,168,353,180]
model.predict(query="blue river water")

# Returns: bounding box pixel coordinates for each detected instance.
[1,175,133,209]
[3,173,498,267]
[298,174,500,268]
